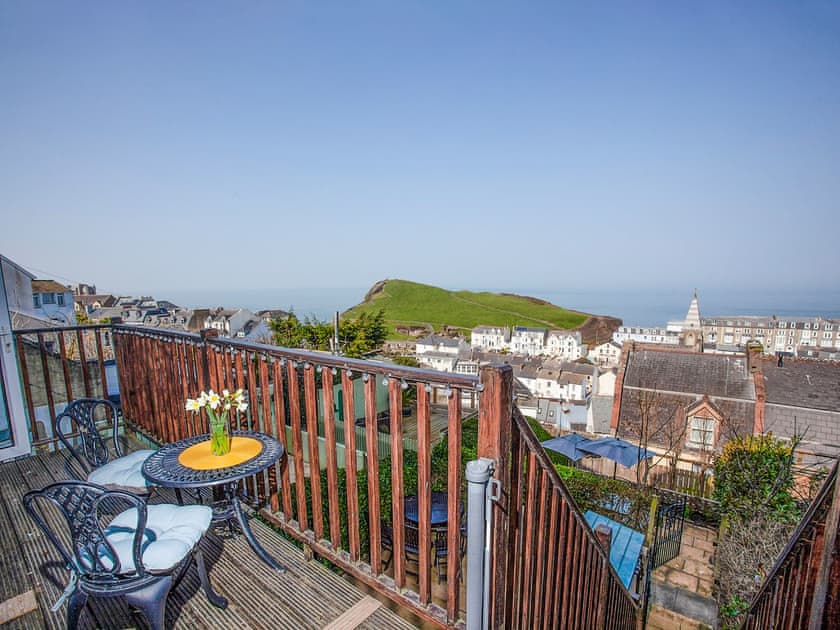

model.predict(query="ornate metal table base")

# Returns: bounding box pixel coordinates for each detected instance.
[143,431,286,571]
[212,480,286,572]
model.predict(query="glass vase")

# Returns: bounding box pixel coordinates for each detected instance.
[209,417,231,455]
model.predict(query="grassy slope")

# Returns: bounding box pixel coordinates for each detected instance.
[343,279,589,335]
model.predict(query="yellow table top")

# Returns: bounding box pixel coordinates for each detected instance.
[177,436,263,470]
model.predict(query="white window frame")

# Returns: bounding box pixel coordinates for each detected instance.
[688,415,715,450]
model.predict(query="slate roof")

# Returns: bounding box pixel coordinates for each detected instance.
[760,357,840,412]
[416,334,461,347]
[558,362,596,377]
[624,348,754,399]
[74,294,117,307]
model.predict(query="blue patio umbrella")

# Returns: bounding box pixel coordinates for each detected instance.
[577,437,656,468]
[540,433,596,463]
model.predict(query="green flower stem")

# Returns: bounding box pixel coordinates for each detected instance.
[208,409,231,455]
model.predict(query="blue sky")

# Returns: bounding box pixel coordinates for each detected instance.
[1,2,839,296]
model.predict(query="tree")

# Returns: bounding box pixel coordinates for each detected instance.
[626,384,687,488]
[269,309,388,358]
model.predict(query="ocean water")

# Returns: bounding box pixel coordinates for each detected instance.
[163,286,840,328]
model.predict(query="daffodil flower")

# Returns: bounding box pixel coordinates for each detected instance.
[185,398,200,412]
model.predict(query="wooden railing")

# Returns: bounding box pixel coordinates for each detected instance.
[13,323,641,628]
[113,325,477,627]
[13,324,115,445]
[486,404,639,628]
[742,462,840,630]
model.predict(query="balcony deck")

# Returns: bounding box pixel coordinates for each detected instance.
[0,440,419,630]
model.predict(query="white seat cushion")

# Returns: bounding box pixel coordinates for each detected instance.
[87,449,155,490]
[103,504,212,572]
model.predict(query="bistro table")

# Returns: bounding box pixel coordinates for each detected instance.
[143,430,286,571]
[404,491,450,527]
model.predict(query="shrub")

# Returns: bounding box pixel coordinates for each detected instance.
[713,433,800,522]
[556,465,652,531]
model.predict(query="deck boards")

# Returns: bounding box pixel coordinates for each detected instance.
[0,443,419,630]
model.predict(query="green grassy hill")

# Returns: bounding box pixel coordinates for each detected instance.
[342,279,595,339]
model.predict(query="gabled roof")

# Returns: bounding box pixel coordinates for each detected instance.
[9,310,59,330]
[75,294,117,307]
[624,348,754,399]
[0,254,36,279]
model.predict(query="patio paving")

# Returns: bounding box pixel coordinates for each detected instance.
[648,523,718,629]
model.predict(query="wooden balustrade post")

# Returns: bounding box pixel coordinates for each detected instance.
[478,363,514,628]
[199,329,219,390]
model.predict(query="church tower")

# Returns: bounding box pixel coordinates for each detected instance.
[681,289,703,351]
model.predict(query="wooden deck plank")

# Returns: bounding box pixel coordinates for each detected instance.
[0,441,419,630]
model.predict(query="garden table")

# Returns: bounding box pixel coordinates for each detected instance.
[143,430,286,571]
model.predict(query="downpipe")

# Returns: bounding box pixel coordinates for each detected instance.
[465,457,499,630]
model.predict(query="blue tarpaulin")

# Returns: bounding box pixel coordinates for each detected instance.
[584,510,644,590]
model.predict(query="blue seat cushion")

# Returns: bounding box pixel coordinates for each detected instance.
[102,504,212,572]
[87,450,155,490]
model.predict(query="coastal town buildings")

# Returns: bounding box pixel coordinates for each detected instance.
[610,342,840,482]
[702,315,840,357]
[0,255,76,329]
[590,340,623,368]
[470,325,588,360]
[31,280,76,325]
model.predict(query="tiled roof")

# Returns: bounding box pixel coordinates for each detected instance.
[624,348,754,399]
[760,357,840,412]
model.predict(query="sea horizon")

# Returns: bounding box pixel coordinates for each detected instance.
[153,286,840,329]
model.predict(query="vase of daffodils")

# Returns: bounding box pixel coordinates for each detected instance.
[185,389,248,456]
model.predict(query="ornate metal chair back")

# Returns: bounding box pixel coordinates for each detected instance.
[23,481,148,584]
[54,398,121,474]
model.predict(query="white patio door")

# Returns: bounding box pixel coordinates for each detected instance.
[0,265,31,460]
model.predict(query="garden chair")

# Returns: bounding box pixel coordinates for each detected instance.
[24,480,227,629]
[433,525,466,583]
[54,398,156,495]
[380,519,394,569]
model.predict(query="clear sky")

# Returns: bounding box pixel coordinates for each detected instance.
[1,2,839,296]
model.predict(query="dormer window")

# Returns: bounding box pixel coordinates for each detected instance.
[42,292,56,305]
[688,416,716,450]
[33,294,41,308]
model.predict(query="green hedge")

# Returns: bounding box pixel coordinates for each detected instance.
[287,414,651,559]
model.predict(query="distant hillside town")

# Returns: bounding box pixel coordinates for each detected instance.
[1,254,283,344]
[3,252,840,477]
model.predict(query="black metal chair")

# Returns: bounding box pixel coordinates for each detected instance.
[380,519,394,569]
[24,481,227,629]
[54,398,156,494]
[433,525,466,583]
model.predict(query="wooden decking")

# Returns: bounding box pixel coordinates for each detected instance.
[0,442,419,630]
